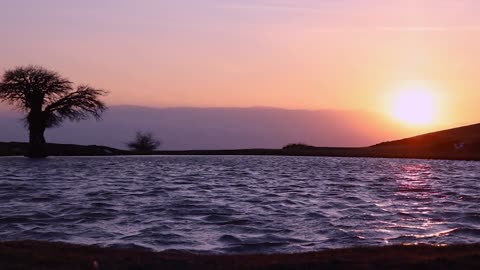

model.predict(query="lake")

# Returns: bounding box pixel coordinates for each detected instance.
[1,156,479,254]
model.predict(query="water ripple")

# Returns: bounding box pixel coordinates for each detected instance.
[0,156,479,253]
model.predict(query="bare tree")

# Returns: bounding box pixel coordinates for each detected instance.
[0,66,107,158]
[127,131,161,153]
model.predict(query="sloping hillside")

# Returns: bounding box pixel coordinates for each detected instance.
[368,123,480,160]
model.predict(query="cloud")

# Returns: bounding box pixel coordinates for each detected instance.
[220,1,480,33]
[221,0,329,14]
[380,26,480,32]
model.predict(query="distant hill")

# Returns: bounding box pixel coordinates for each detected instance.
[0,106,421,150]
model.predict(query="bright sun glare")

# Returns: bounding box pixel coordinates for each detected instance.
[391,82,436,126]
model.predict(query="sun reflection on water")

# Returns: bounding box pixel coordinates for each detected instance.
[378,163,456,244]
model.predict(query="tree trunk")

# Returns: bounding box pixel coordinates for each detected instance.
[26,105,48,158]
[27,127,47,158]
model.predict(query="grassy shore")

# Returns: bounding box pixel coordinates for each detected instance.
[1,241,480,270]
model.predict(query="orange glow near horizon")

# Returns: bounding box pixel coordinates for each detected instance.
[1,1,480,129]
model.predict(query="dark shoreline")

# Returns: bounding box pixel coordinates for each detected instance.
[1,142,480,162]
[1,241,480,270]
[1,117,480,161]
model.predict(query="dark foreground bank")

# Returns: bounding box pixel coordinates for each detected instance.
[1,241,480,270]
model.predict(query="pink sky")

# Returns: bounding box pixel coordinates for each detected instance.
[1,0,480,129]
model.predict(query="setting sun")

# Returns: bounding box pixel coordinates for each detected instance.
[391,82,437,126]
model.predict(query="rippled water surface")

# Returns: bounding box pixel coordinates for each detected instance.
[1,156,480,253]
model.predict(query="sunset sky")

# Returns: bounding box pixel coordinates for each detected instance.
[1,0,480,130]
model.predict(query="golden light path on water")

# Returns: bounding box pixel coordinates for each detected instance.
[375,163,455,245]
